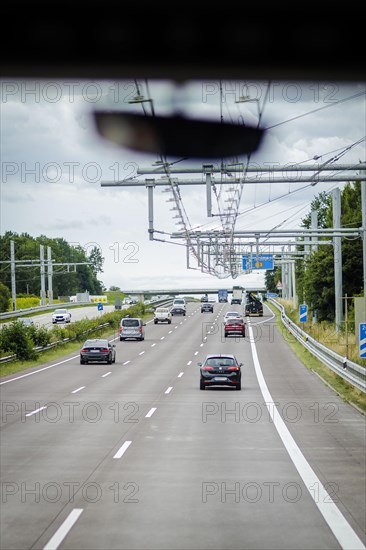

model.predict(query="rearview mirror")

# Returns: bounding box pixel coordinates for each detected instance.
[197,362,202,367]
[93,112,264,159]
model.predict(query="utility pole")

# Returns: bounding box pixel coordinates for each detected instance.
[333,188,343,332]
[292,260,297,308]
[10,240,16,311]
[287,245,292,301]
[311,210,318,324]
[362,174,366,297]
[47,246,53,305]
[40,245,46,306]
[146,179,155,241]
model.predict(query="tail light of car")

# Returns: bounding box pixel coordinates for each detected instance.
[202,366,214,371]
[101,348,109,353]
[81,348,89,352]
[227,366,240,371]
[139,326,142,333]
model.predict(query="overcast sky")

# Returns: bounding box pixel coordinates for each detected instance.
[1,78,365,292]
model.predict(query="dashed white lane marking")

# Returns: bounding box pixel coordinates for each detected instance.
[165,387,173,394]
[187,361,192,366]
[71,386,85,394]
[160,336,165,340]
[43,508,83,550]
[102,372,111,377]
[123,360,130,365]
[26,406,47,417]
[200,343,204,347]
[139,351,145,355]
[113,440,132,459]
[178,372,184,378]
[194,351,199,356]
[145,407,157,418]
[248,323,365,550]
[151,343,156,347]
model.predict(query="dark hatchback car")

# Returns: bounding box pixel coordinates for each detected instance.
[199,354,242,390]
[201,302,214,313]
[80,339,116,364]
[224,318,246,338]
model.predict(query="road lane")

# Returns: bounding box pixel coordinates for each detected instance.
[1,302,365,549]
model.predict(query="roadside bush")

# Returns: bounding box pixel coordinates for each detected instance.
[0,321,36,360]
[28,325,51,348]
[0,283,11,313]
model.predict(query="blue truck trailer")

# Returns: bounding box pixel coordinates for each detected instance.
[218,289,228,302]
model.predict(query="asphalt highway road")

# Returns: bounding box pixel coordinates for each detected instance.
[0,304,118,331]
[1,302,365,550]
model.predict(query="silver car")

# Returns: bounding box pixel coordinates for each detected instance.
[119,317,146,341]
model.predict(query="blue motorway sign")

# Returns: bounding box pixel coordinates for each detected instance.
[359,323,366,358]
[242,254,274,270]
[97,302,104,311]
[299,304,308,323]
[266,292,279,298]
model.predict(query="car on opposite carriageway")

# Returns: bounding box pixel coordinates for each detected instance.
[17,317,35,327]
[52,308,71,324]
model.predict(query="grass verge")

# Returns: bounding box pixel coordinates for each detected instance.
[267,302,366,414]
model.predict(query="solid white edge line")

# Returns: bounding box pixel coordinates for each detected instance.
[165,387,173,394]
[43,508,83,550]
[0,355,80,385]
[145,407,157,418]
[248,324,365,550]
[113,440,132,459]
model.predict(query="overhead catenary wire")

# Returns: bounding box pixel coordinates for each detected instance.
[102,80,365,277]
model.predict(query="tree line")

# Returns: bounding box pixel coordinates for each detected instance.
[0,232,105,311]
[265,181,363,322]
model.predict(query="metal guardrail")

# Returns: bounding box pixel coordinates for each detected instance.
[269,299,366,393]
[0,297,175,321]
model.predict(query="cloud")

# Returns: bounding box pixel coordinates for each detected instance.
[1,77,365,290]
